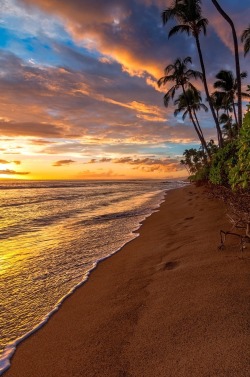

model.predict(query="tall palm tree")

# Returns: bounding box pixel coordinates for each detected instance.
[162,0,223,147]
[174,88,210,155]
[213,70,249,130]
[211,0,242,129]
[241,25,250,56]
[158,57,208,152]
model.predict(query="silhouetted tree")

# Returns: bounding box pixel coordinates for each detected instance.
[162,0,223,147]
[211,0,243,129]
[158,57,208,153]
[174,88,209,155]
[213,70,249,130]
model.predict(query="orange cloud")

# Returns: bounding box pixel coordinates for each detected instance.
[76,169,124,179]
[20,0,164,80]
[0,169,29,175]
[53,159,76,166]
[0,159,21,165]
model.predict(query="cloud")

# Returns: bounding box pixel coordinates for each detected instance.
[86,155,182,173]
[0,169,29,175]
[99,157,112,163]
[27,139,56,146]
[113,156,183,172]
[18,0,177,79]
[76,169,124,179]
[0,119,66,138]
[0,159,21,165]
[52,159,76,166]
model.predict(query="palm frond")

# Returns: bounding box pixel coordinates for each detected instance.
[241,92,250,98]
[183,56,192,65]
[243,39,250,56]
[168,24,191,38]
[182,109,189,120]
[240,71,247,79]
[241,25,250,55]
[171,86,177,100]
[186,69,203,81]
[174,108,182,117]
[157,77,165,88]
[162,9,175,24]
[196,18,208,35]
[200,104,209,112]
[187,82,198,93]
[241,26,250,41]
[163,86,176,107]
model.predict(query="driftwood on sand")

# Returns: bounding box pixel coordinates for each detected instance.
[209,185,250,254]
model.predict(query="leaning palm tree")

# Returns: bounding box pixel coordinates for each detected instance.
[241,25,250,57]
[213,70,249,130]
[211,0,242,129]
[174,88,210,155]
[158,57,208,152]
[162,0,223,147]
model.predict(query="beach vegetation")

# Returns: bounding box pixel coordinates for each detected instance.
[160,0,250,193]
[228,110,250,189]
[208,141,238,186]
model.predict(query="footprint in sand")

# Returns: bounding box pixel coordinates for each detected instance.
[163,261,179,270]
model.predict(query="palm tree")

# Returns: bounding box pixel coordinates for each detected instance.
[210,91,228,120]
[174,88,209,155]
[211,0,242,129]
[213,70,249,130]
[241,25,250,56]
[162,0,223,147]
[158,57,208,152]
[219,114,238,141]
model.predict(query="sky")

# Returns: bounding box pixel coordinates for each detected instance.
[0,0,249,180]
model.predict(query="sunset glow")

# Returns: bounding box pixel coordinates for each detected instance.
[0,0,249,180]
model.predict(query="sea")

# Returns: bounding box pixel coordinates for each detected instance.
[0,179,186,374]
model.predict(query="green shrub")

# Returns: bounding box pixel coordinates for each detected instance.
[192,164,210,183]
[229,110,250,189]
[208,141,237,186]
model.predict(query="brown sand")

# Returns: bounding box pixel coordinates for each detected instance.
[3,185,250,377]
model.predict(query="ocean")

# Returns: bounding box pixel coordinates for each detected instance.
[0,179,186,374]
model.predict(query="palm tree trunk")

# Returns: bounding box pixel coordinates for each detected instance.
[211,0,242,130]
[195,34,223,147]
[193,110,204,139]
[193,110,211,157]
[181,85,209,155]
[232,102,238,125]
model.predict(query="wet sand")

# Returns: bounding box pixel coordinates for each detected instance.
[3,185,250,377]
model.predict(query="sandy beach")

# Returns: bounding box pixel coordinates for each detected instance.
[3,184,250,377]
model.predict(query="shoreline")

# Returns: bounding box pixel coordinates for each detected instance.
[3,184,250,376]
[0,184,168,375]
